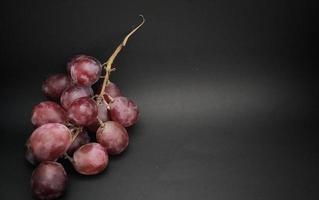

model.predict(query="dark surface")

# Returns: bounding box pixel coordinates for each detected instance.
[0,0,318,199]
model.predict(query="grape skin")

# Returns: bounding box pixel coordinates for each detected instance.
[60,85,93,109]
[109,96,139,127]
[87,101,110,132]
[73,143,108,175]
[67,129,90,155]
[96,121,129,155]
[101,81,122,102]
[25,146,38,165]
[31,161,67,200]
[31,101,67,127]
[29,123,72,162]
[67,97,98,127]
[42,74,72,100]
[67,55,87,73]
[68,55,102,86]
[104,82,121,97]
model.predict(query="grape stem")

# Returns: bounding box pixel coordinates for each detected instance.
[63,127,82,162]
[72,127,82,142]
[64,153,74,162]
[97,117,104,127]
[98,15,145,98]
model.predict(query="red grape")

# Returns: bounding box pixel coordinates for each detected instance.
[31,101,67,127]
[68,55,102,86]
[73,143,108,175]
[104,82,121,97]
[29,123,72,162]
[109,96,139,127]
[42,74,72,100]
[60,85,93,109]
[67,97,98,127]
[25,146,38,165]
[67,55,87,73]
[67,129,90,155]
[87,101,110,132]
[96,102,110,122]
[96,121,129,155]
[99,81,122,102]
[31,161,67,200]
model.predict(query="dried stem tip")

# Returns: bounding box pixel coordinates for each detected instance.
[99,15,145,97]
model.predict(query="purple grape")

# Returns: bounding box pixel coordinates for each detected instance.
[72,143,108,175]
[42,74,72,100]
[99,81,122,102]
[29,123,72,162]
[67,97,98,127]
[96,121,129,155]
[87,101,110,132]
[68,55,102,86]
[67,55,86,73]
[31,101,67,127]
[25,146,38,165]
[109,96,139,127]
[60,85,93,109]
[31,161,67,200]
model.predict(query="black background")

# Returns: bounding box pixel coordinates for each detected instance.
[1,0,318,199]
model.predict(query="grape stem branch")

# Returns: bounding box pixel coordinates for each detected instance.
[98,15,145,98]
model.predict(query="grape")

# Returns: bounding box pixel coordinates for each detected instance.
[73,143,108,175]
[96,101,110,122]
[109,96,139,127]
[42,74,72,100]
[67,129,90,155]
[99,81,122,102]
[60,85,93,109]
[67,97,98,127]
[96,121,129,155]
[25,146,38,165]
[31,161,67,200]
[68,55,102,86]
[29,123,72,162]
[87,101,110,132]
[31,101,67,127]
[67,55,87,73]
[104,82,121,97]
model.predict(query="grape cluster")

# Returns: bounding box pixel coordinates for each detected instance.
[25,16,144,200]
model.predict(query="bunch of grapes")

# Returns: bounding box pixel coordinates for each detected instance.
[25,16,145,200]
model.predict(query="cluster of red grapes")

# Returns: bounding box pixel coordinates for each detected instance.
[25,16,145,200]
